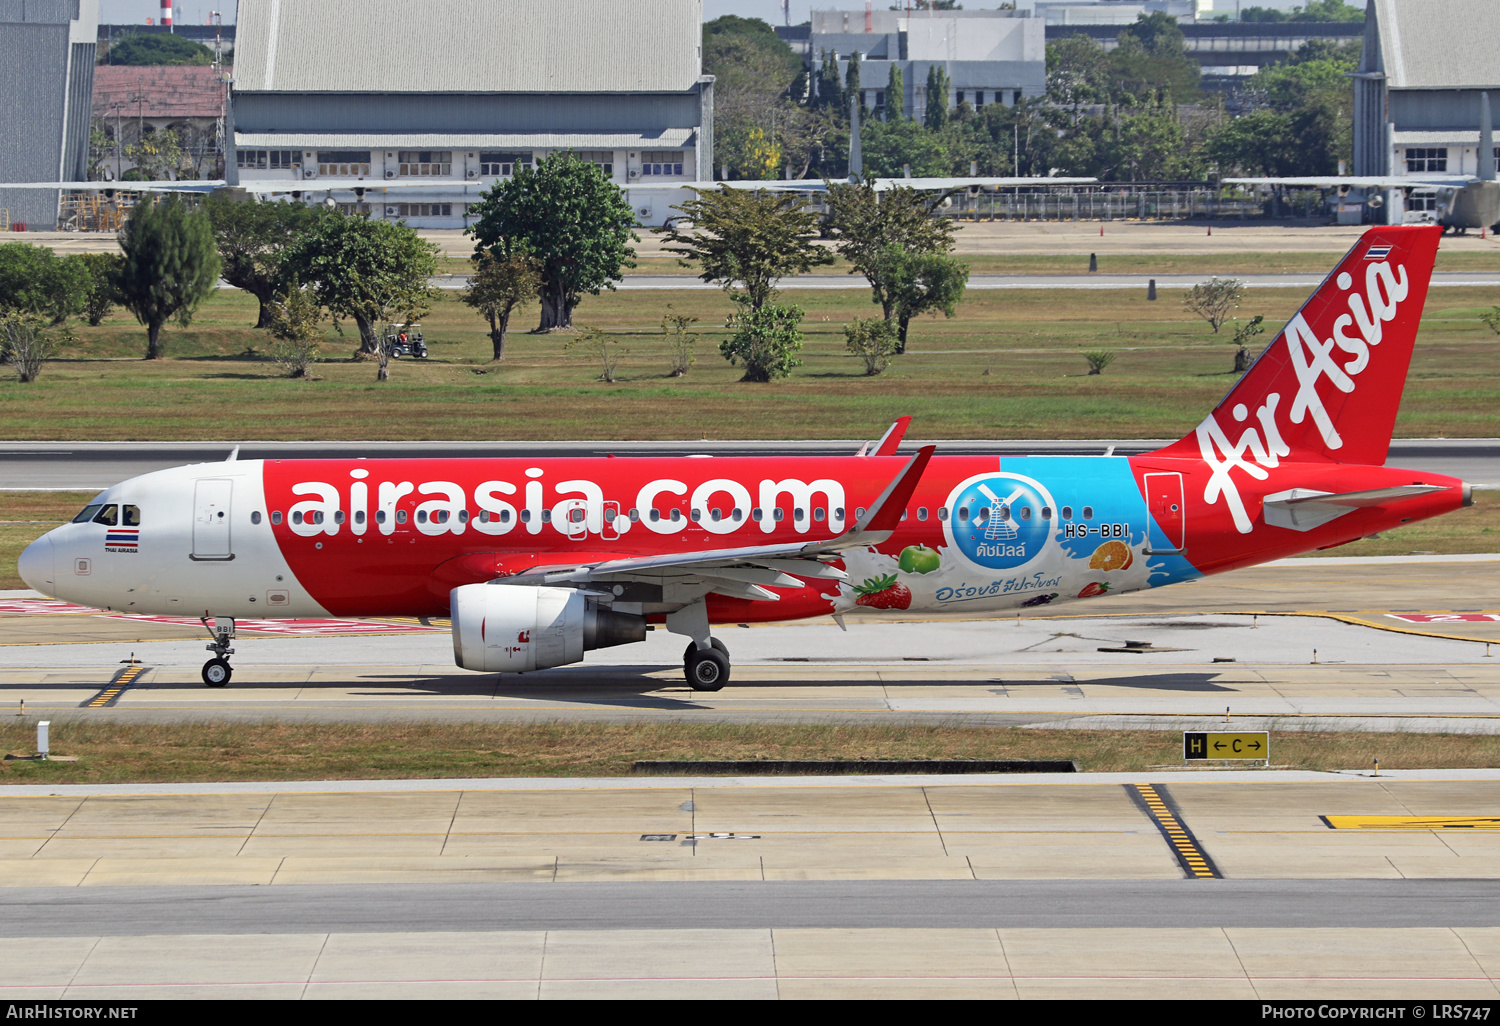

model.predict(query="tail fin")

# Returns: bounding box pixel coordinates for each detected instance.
[1155,225,1440,467]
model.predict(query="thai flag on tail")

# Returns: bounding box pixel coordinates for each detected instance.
[105,529,138,550]
[1365,244,1393,260]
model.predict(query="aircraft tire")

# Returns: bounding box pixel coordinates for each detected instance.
[202,658,232,688]
[682,638,729,662]
[685,646,730,692]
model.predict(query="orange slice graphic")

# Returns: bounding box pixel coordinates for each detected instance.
[1089,540,1133,571]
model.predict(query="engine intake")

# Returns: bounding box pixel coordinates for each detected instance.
[450,584,646,672]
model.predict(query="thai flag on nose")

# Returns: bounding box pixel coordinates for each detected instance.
[1365,244,1393,260]
[106,529,138,549]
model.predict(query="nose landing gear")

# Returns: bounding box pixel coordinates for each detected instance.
[200,615,236,687]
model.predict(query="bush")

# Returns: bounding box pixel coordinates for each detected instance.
[2,318,65,383]
[1084,349,1116,375]
[267,286,324,379]
[566,327,625,383]
[844,317,900,376]
[661,307,698,377]
[721,301,805,382]
[1183,277,1245,334]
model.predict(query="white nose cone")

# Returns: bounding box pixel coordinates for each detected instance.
[18,534,55,595]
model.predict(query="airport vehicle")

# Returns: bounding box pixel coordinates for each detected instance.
[18,226,1469,690]
[385,325,428,360]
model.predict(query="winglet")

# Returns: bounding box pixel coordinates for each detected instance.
[855,444,935,534]
[863,417,912,457]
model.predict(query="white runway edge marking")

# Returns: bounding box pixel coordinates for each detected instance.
[6,767,1500,799]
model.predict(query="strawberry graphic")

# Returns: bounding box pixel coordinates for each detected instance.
[853,574,912,610]
[1078,582,1111,599]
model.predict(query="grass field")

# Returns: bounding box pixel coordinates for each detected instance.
[4,283,1500,442]
[1,721,1494,783]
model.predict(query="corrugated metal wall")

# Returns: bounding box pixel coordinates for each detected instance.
[234,93,703,135]
[0,22,70,227]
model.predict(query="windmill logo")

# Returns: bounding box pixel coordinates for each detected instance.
[945,473,1055,570]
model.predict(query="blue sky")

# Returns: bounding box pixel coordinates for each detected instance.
[99,0,1319,28]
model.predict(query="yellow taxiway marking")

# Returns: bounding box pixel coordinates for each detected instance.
[1130,783,1220,879]
[1322,816,1500,830]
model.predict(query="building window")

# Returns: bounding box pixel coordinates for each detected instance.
[388,203,454,218]
[317,151,372,177]
[337,202,372,216]
[1405,147,1448,173]
[974,91,985,107]
[237,149,299,171]
[398,150,452,176]
[875,90,885,107]
[579,150,614,176]
[478,152,529,177]
[641,150,685,176]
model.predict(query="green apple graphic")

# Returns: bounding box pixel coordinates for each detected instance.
[898,544,941,574]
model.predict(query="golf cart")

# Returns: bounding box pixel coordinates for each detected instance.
[385,324,429,359]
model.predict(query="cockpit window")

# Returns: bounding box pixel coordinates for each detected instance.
[122,505,141,527]
[72,504,104,524]
[92,505,119,527]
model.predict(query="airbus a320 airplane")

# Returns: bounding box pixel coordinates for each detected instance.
[18,226,1469,691]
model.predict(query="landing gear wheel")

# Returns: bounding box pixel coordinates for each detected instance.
[202,658,232,688]
[683,638,730,692]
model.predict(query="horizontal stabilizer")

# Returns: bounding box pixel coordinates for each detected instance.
[1263,484,1448,532]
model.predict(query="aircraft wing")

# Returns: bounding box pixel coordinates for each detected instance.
[237,179,491,194]
[1224,176,1476,188]
[497,445,936,601]
[631,176,1098,194]
[0,180,227,191]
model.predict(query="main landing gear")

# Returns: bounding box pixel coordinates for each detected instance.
[684,638,730,692]
[200,615,236,687]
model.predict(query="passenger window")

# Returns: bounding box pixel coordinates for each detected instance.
[976,507,989,522]
[458,510,468,523]
[292,511,304,525]
[355,511,366,524]
[500,510,511,523]
[416,510,428,524]
[335,511,346,524]
[1020,507,1032,521]
[670,509,682,522]
[649,509,660,522]
[916,507,928,522]
[122,505,141,527]
[1083,506,1095,520]
[376,510,387,524]
[794,508,805,522]
[900,510,908,521]
[313,511,325,525]
[958,507,969,522]
[272,511,283,525]
[541,510,552,523]
[732,508,743,522]
[72,504,104,524]
[752,509,763,522]
[629,509,640,522]
[1062,506,1073,521]
[435,511,449,524]
[1041,507,1052,520]
[396,510,408,524]
[691,509,702,522]
[835,508,845,521]
[773,509,785,522]
[709,508,721,522]
[814,508,826,522]
[93,505,119,527]
[570,508,585,523]
[251,511,262,525]
[937,507,947,521]
[855,507,866,519]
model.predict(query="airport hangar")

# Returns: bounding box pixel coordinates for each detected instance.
[0,0,98,231]
[1354,0,1500,218]
[228,0,713,230]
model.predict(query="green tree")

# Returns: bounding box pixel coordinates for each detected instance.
[467,151,637,331]
[1183,277,1245,334]
[282,211,439,355]
[204,196,319,328]
[858,117,951,176]
[39,255,93,326]
[566,326,625,383]
[924,65,952,130]
[78,253,123,326]
[845,51,862,100]
[826,179,956,324]
[722,301,806,382]
[886,64,905,120]
[1047,34,1112,118]
[872,247,970,352]
[462,251,541,361]
[115,196,221,359]
[1230,314,1266,373]
[705,16,808,176]
[0,243,55,318]
[105,33,214,65]
[1111,13,1200,102]
[124,129,185,181]
[2,317,65,383]
[661,306,699,377]
[663,187,833,312]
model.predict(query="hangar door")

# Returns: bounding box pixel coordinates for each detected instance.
[192,479,234,560]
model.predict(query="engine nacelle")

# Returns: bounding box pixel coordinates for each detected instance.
[450,583,646,672]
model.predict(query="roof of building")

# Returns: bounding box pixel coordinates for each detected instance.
[1366,0,1500,90]
[93,64,228,120]
[233,0,703,94]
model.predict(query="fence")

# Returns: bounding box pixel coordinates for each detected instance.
[939,187,1325,223]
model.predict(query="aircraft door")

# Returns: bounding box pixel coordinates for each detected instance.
[192,479,234,560]
[558,498,588,541]
[1144,472,1185,554]
[601,501,620,541]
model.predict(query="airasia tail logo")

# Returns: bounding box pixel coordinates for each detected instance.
[1195,258,1409,534]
